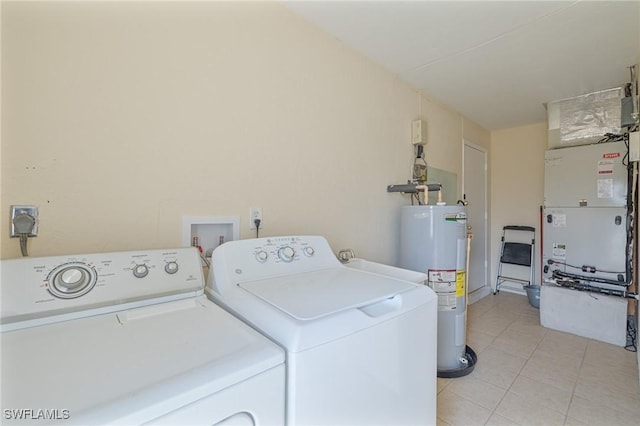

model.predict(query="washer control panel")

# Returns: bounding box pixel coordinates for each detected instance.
[248,237,320,266]
[209,236,342,293]
[1,247,203,329]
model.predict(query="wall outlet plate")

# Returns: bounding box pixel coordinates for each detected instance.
[10,205,39,237]
[249,208,263,229]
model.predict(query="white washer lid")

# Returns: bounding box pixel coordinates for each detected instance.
[1,296,284,424]
[239,268,415,320]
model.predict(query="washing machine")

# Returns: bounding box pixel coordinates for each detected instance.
[0,247,285,425]
[207,235,438,426]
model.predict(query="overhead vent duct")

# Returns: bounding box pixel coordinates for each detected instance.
[547,87,623,149]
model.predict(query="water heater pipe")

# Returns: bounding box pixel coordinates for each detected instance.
[415,185,443,205]
[465,226,472,333]
[386,183,443,205]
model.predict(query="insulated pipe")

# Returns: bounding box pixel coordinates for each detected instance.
[387,183,442,193]
[387,183,443,204]
[416,186,443,205]
[415,185,429,205]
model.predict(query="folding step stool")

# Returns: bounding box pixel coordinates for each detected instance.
[494,225,535,294]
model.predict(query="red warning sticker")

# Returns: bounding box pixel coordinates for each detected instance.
[602,152,620,159]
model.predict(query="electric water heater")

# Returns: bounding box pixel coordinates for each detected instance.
[399,205,475,376]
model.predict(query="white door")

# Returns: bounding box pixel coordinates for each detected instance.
[463,142,489,299]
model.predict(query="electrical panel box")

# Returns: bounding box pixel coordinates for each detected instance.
[543,141,627,208]
[621,97,637,128]
[411,119,427,145]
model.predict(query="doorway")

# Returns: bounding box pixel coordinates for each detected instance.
[463,141,490,302]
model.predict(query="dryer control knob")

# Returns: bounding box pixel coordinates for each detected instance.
[278,246,295,263]
[133,264,149,278]
[165,261,179,274]
[255,250,269,263]
[303,246,315,257]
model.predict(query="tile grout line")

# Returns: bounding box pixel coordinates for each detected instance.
[482,311,548,425]
[563,338,589,425]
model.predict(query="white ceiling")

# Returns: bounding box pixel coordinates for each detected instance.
[284,1,640,130]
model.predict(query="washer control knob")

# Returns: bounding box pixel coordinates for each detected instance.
[165,261,179,274]
[278,246,295,263]
[60,268,86,288]
[303,246,315,257]
[133,264,149,278]
[255,250,269,263]
[48,263,97,299]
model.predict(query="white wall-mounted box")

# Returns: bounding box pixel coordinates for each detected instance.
[411,119,427,145]
[182,216,239,255]
[629,131,639,162]
[543,141,627,208]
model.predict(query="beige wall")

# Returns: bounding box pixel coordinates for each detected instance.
[1,1,489,262]
[420,94,463,194]
[490,122,547,287]
[463,116,492,221]
[463,118,491,151]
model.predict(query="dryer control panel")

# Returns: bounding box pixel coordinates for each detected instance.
[1,247,203,331]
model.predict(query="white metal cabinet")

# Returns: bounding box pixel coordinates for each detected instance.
[544,141,627,208]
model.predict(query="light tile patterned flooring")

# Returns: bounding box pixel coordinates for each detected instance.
[437,292,640,425]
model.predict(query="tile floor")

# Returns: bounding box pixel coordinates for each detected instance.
[437,291,640,426]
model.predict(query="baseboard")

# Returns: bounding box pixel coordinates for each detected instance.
[468,286,491,304]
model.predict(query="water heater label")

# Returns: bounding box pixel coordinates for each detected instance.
[428,269,457,311]
[428,270,456,283]
[436,294,457,311]
[456,271,466,297]
[431,281,455,292]
[444,212,467,222]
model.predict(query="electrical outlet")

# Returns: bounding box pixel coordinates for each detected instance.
[249,208,263,229]
[10,205,39,237]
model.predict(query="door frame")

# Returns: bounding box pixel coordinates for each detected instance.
[463,140,490,303]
